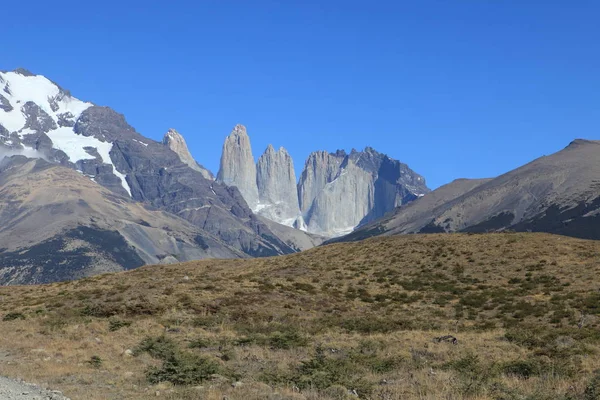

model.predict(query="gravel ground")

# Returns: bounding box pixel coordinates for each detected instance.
[0,377,69,400]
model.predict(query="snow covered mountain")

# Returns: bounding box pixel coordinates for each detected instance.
[0,69,131,194]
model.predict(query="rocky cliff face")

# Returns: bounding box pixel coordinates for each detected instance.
[162,128,213,180]
[217,125,259,210]
[256,144,303,227]
[297,148,429,236]
[298,151,345,217]
[217,127,429,237]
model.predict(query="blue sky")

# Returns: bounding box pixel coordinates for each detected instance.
[2,0,599,189]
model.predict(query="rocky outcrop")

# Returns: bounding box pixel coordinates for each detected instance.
[162,128,213,180]
[215,127,429,237]
[217,124,259,210]
[297,148,429,237]
[298,151,345,217]
[257,144,302,226]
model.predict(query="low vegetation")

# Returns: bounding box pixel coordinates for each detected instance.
[0,233,599,399]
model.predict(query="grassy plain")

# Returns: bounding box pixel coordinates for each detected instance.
[0,233,599,399]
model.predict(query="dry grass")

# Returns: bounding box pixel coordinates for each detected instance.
[0,232,599,399]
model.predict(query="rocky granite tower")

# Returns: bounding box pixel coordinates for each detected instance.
[217,126,429,237]
[297,150,346,217]
[297,148,429,236]
[257,144,303,227]
[217,124,259,210]
[162,128,213,180]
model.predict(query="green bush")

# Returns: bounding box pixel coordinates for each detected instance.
[108,318,131,332]
[87,355,103,368]
[146,352,220,385]
[584,370,600,400]
[501,360,540,379]
[134,336,179,359]
[2,312,25,321]
[294,346,373,397]
[189,337,214,349]
[268,331,309,349]
[135,336,221,385]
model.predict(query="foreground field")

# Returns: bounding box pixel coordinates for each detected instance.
[0,233,599,399]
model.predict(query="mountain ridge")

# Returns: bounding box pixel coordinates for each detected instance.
[335,138,600,242]
[218,126,430,236]
[0,68,308,275]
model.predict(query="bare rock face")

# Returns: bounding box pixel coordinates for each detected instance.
[217,124,259,210]
[215,126,429,237]
[297,148,429,237]
[256,144,302,226]
[162,128,214,180]
[298,151,345,217]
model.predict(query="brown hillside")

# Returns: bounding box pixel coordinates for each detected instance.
[0,233,599,399]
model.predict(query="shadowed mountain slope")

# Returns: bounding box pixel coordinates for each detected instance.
[336,139,600,242]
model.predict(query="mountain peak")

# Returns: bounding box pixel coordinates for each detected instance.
[566,139,600,149]
[231,124,248,136]
[163,128,181,142]
[217,124,259,209]
[257,142,301,225]
[162,128,213,180]
[13,68,35,77]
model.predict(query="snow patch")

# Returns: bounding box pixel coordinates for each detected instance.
[133,139,149,147]
[0,71,133,197]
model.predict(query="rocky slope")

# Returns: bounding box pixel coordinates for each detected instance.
[0,156,245,284]
[0,69,299,264]
[336,139,600,241]
[218,128,429,237]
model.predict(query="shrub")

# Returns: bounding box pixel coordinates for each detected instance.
[87,355,103,368]
[189,338,214,349]
[146,351,220,385]
[501,360,540,379]
[108,318,131,332]
[135,336,221,385]
[268,331,309,349]
[584,370,600,400]
[2,312,25,321]
[134,336,179,359]
[294,346,373,397]
[337,316,413,334]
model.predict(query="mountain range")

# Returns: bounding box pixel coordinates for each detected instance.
[0,68,427,283]
[216,124,430,237]
[336,139,600,243]
[1,67,599,285]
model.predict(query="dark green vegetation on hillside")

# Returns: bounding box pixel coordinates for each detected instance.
[0,233,599,399]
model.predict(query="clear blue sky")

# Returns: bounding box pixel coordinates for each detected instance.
[2,1,599,189]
